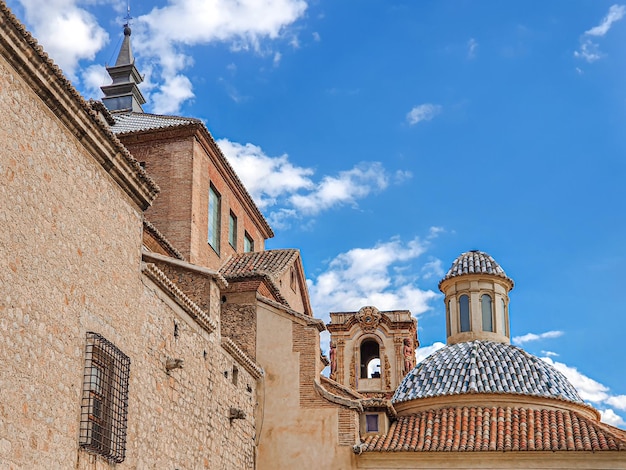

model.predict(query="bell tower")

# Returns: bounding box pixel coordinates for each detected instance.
[327,306,417,398]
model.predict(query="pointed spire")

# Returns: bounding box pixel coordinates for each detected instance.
[101,17,146,113]
[114,23,134,67]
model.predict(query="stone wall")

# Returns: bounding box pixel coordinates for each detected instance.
[0,43,257,469]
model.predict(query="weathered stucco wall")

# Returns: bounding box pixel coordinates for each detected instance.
[255,303,357,469]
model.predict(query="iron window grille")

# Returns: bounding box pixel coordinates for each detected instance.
[79,332,131,463]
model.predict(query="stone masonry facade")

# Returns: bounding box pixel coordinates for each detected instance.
[0,14,259,468]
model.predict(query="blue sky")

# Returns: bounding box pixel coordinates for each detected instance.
[7,0,626,427]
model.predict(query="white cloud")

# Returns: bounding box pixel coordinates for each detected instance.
[133,0,308,111]
[585,4,626,37]
[574,5,625,64]
[600,409,626,427]
[273,51,282,66]
[312,31,321,42]
[541,357,609,403]
[420,259,444,280]
[512,330,563,345]
[406,103,442,125]
[307,236,440,322]
[415,341,445,364]
[541,350,559,357]
[151,74,194,115]
[289,163,388,214]
[606,395,626,411]
[574,40,603,63]
[467,38,478,59]
[217,139,315,208]
[13,0,307,108]
[218,138,401,224]
[16,0,109,79]
[80,64,108,100]
[539,356,626,427]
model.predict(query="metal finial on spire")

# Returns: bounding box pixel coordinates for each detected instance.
[123,0,132,35]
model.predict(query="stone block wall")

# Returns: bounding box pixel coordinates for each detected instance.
[0,49,257,469]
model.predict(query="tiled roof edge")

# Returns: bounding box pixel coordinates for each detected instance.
[320,375,365,400]
[314,379,363,411]
[221,337,264,380]
[256,294,326,332]
[226,272,289,307]
[0,2,159,210]
[142,250,227,289]
[142,263,217,334]
[143,220,185,260]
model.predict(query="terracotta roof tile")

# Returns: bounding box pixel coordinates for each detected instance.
[219,249,300,279]
[361,407,626,452]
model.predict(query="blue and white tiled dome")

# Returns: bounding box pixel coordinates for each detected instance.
[393,341,583,404]
[439,250,513,287]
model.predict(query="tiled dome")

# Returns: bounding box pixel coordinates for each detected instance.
[440,250,512,285]
[393,341,583,404]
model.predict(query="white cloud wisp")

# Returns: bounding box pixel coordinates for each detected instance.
[218,138,401,226]
[406,103,442,126]
[307,236,440,324]
[512,330,563,345]
[575,4,626,64]
[541,356,626,427]
[585,4,626,36]
[14,0,309,110]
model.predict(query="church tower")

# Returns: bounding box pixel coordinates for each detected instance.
[438,250,514,345]
[101,22,146,112]
[326,306,417,398]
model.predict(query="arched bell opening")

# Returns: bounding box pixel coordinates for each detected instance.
[360,339,380,379]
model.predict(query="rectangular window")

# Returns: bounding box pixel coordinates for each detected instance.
[228,211,237,249]
[244,232,254,253]
[208,184,221,253]
[365,414,379,433]
[79,332,131,463]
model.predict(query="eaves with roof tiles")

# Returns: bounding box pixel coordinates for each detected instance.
[0,2,159,210]
[361,406,626,453]
[220,249,300,279]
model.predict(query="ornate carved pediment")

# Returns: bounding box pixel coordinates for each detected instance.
[356,306,382,332]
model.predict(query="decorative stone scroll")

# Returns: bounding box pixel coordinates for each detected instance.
[356,306,382,332]
[383,354,391,390]
[349,354,356,389]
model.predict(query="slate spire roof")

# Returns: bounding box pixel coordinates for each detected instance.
[393,341,583,404]
[101,23,146,113]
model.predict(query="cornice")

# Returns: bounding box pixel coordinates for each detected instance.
[142,262,217,334]
[221,337,264,380]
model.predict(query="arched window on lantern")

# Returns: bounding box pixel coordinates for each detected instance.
[481,294,493,332]
[459,295,470,332]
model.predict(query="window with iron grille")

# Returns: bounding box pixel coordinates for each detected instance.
[79,332,131,463]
